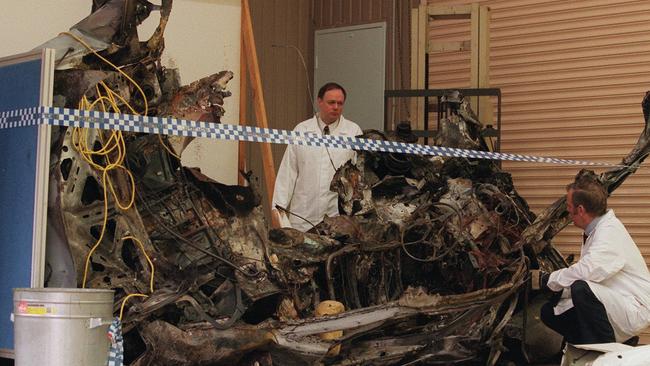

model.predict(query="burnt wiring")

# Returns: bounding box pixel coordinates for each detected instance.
[132,180,259,278]
[323,201,470,305]
[399,201,465,263]
[475,183,533,226]
[177,157,225,248]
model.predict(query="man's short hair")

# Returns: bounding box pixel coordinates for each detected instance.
[566,176,608,216]
[318,82,346,100]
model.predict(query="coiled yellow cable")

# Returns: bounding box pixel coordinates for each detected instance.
[62,32,158,320]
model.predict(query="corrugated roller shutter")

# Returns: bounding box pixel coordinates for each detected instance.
[427,0,650,343]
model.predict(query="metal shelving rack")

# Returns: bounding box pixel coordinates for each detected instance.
[383,87,501,151]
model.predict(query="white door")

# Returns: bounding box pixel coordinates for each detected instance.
[314,22,386,131]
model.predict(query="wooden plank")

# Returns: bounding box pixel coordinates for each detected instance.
[428,40,470,53]
[478,5,493,126]
[409,7,418,130]
[238,5,248,186]
[428,5,472,20]
[241,0,276,208]
[410,3,426,132]
[469,2,479,116]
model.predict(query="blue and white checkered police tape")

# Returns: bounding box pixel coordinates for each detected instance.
[0,106,624,168]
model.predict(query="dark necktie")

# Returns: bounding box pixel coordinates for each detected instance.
[583,233,588,245]
[323,125,330,135]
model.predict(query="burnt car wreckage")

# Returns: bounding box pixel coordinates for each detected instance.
[38,1,650,365]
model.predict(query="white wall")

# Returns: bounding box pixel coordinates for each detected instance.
[0,0,241,184]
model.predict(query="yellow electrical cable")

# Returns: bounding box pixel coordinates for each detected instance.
[62,31,183,160]
[63,32,166,323]
[121,236,155,293]
[74,63,139,289]
[60,31,148,115]
[81,170,111,288]
[116,236,155,321]
[158,135,181,159]
[80,169,138,289]
[95,84,107,112]
[101,88,139,115]
[100,81,118,107]
[119,293,148,321]
[87,96,115,112]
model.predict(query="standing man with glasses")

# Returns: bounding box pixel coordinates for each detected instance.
[271,82,362,231]
[531,175,650,345]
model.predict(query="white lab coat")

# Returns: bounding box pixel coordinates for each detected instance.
[272,115,362,232]
[547,209,650,342]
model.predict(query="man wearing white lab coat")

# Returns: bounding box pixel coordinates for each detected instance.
[532,176,650,344]
[271,82,362,232]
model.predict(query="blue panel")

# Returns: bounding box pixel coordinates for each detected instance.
[0,57,42,352]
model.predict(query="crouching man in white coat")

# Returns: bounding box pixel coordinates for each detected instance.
[271,82,362,232]
[532,175,650,344]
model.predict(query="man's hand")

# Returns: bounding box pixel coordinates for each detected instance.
[530,269,550,291]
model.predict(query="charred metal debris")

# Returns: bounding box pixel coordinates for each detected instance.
[40,1,650,365]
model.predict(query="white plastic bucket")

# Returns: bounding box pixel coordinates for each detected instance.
[12,288,114,366]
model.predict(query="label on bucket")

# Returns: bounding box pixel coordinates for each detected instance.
[17,301,56,315]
